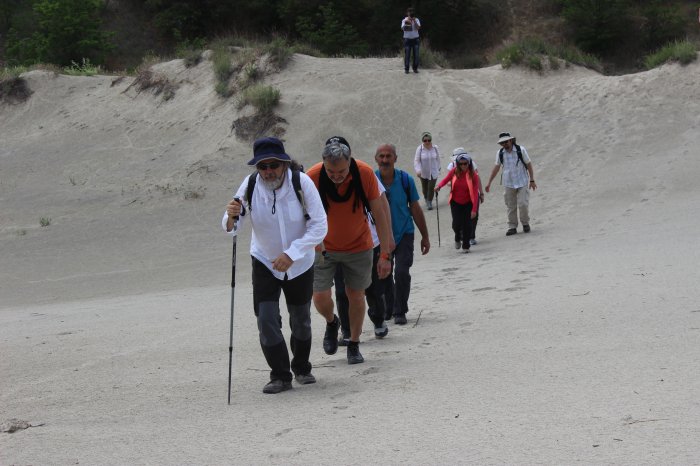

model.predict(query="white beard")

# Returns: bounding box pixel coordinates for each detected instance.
[260,174,284,191]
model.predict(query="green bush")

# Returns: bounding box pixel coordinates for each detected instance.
[419,41,450,69]
[496,37,601,71]
[239,84,281,114]
[263,37,294,70]
[644,40,698,69]
[63,58,101,76]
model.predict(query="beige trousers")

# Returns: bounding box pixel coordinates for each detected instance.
[504,186,530,229]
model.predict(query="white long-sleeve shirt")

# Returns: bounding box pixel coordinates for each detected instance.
[414,144,441,179]
[222,169,327,280]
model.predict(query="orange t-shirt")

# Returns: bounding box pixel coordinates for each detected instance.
[306,159,381,253]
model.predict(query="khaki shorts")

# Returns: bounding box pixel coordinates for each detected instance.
[313,249,373,292]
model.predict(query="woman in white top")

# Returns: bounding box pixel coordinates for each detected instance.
[413,131,441,210]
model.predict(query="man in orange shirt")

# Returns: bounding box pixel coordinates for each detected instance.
[306,136,393,364]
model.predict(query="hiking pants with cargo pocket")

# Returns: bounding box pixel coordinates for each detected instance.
[252,257,313,382]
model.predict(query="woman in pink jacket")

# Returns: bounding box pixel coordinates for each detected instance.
[434,153,480,253]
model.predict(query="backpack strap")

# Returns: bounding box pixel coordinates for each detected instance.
[245,172,257,212]
[499,144,526,167]
[245,169,309,222]
[291,169,310,221]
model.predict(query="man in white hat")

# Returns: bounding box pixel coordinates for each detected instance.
[484,132,537,236]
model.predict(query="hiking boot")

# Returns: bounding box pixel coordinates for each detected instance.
[294,373,316,385]
[427,201,433,210]
[469,239,477,246]
[506,228,517,236]
[338,330,350,347]
[262,379,292,394]
[405,69,409,74]
[323,315,339,355]
[523,224,531,233]
[462,248,470,253]
[454,241,461,249]
[394,314,407,325]
[347,343,364,364]
[374,322,389,338]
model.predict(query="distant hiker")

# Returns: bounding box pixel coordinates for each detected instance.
[222,137,327,394]
[401,7,421,73]
[414,131,441,210]
[376,143,430,325]
[484,132,537,236]
[306,136,394,364]
[435,152,481,253]
[449,147,484,245]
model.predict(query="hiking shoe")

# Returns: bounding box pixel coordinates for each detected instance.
[338,330,350,347]
[506,228,517,236]
[384,312,393,321]
[469,239,477,246]
[427,201,433,210]
[462,248,470,253]
[374,322,389,338]
[413,69,419,73]
[347,343,364,364]
[454,241,461,249]
[262,379,292,394]
[323,315,339,355]
[405,69,409,74]
[294,373,316,385]
[523,224,531,233]
[394,314,407,325]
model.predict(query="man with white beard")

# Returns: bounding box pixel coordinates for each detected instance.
[223,137,327,394]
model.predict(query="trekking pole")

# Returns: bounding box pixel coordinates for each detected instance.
[435,191,441,247]
[227,198,240,405]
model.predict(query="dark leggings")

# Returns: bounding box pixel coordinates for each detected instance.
[450,200,474,250]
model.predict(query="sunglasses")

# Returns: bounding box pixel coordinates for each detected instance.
[423,139,431,143]
[256,161,281,171]
[458,162,469,166]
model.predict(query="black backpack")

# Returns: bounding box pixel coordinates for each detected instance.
[244,161,310,221]
[499,143,526,168]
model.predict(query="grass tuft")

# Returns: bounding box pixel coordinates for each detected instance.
[63,58,102,76]
[644,40,697,69]
[238,84,281,113]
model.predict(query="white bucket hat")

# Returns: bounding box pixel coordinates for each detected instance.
[498,132,515,144]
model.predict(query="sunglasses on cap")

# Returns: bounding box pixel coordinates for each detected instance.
[256,161,282,170]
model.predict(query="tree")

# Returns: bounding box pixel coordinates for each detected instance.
[560,0,633,55]
[6,0,114,66]
[295,2,369,56]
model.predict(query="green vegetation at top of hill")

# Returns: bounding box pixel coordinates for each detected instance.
[0,0,698,74]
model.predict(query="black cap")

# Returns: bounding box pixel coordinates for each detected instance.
[325,136,351,152]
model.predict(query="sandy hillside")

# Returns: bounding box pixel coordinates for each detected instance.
[1,54,700,464]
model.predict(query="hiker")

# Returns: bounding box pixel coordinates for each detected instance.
[334,216,393,345]
[401,7,421,73]
[484,132,537,236]
[376,143,430,325]
[414,131,441,210]
[306,136,393,365]
[334,175,392,344]
[435,152,480,253]
[449,147,484,245]
[222,137,327,394]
